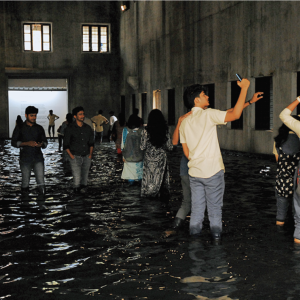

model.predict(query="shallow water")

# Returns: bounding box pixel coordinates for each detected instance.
[0,140,299,299]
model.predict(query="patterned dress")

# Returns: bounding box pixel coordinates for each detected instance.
[140,129,173,197]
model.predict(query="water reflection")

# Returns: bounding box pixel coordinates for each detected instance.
[0,140,299,299]
[181,239,239,300]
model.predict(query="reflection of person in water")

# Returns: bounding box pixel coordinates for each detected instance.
[47,110,59,138]
[180,239,238,298]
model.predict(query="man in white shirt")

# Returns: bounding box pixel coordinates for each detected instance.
[179,79,256,242]
[108,111,117,142]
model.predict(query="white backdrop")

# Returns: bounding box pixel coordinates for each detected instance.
[9,90,68,138]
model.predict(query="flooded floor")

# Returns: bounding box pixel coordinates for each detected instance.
[0,139,299,300]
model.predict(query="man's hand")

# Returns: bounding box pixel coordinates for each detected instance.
[178,111,192,124]
[66,149,75,159]
[25,141,41,147]
[35,142,43,148]
[237,78,250,89]
[250,92,264,104]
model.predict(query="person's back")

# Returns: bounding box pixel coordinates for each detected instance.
[280,133,300,155]
[122,127,144,162]
[91,110,107,143]
[121,115,144,184]
[140,109,173,198]
[179,81,251,242]
[180,108,226,178]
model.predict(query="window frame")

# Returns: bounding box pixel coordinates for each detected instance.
[167,88,176,126]
[22,22,52,52]
[255,76,273,130]
[81,23,110,53]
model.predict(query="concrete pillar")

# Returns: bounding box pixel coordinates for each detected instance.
[0,3,8,138]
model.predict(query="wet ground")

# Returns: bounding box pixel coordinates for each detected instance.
[0,139,299,300]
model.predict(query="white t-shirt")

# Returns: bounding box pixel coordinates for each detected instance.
[180,107,227,178]
[109,115,117,130]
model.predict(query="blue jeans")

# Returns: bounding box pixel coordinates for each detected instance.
[189,170,225,236]
[275,190,292,222]
[20,160,45,189]
[68,155,92,188]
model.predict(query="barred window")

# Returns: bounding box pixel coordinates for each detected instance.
[23,23,51,52]
[255,77,273,130]
[82,24,109,53]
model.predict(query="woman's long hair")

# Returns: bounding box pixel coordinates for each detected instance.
[274,115,300,148]
[66,113,73,124]
[127,114,141,129]
[16,115,23,127]
[146,109,168,148]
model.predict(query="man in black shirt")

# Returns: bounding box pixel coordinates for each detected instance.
[11,106,48,196]
[64,106,94,193]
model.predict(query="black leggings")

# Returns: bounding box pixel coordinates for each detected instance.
[48,125,55,137]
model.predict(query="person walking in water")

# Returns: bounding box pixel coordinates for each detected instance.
[91,110,108,143]
[179,79,263,243]
[63,106,94,194]
[11,106,48,197]
[47,110,59,139]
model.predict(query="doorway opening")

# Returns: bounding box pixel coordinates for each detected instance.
[8,78,68,138]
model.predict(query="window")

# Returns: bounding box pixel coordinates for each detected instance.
[141,93,147,123]
[153,90,161,110]
[121,95,125,115]
[255,77,273,130]
[23,23,51,52]
[82,24,109,53]
[168,89,175,125]
[231,81,243,130]
[132,94,136,113]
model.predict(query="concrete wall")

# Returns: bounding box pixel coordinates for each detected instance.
[1,1,120,138]
[120,1,300,154]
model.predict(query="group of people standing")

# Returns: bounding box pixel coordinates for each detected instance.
[120,109,173,199]
[12,78,300,244]
[12,106,95,196]
[91,110,118,144]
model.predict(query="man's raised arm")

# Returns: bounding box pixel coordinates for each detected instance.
[225,78,250,122]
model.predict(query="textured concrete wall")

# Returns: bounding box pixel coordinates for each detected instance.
[0,2,9,137]
[1,1,120,138]
[120,1,300,154]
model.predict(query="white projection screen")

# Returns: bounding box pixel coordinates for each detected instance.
[8,79,68,138]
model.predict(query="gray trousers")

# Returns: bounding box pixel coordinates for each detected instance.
[175,175,191,220]
[189,170,225,236]
[275,190,291,222]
